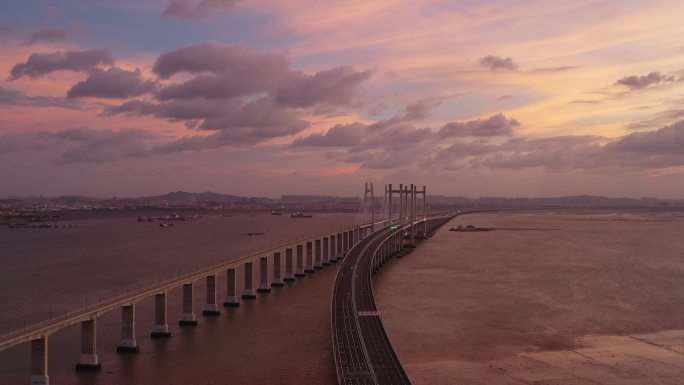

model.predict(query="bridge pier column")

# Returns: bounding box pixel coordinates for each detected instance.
[242,262,256,299]
[295,244,305,277]
[337,233,343,260]
[151,293,171,338]
[258,256,271,293]
[30,337,49,385]
[322,237,330,265]
[314,239,323,269]
[76,318,100,371]
[305,241,315,273]
[348,230,353,249]
[203,275,220,316]
[284,248,295,281]
[272,252,284,287]
[179,283,198,325]
[342,232,348,255]
[223,268,239,307]
[329,235,337,263]
[116,305,139,352]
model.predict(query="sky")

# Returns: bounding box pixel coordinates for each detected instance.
[1,0,684,198]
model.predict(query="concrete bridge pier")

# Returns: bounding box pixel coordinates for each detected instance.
[342,232,348,255]
[203,275,220,316]
[242,262,257,299]
[179,283,198,326]
[258,256,271,293]
[329,235,337,263]
[150,293,171,338]
[75,318,100,371]
[305,241,315,273]
[116,305,139,352]
[272,252,284,287]
[295,244,306,277]
[336,233,343,260]
[284,248,295,282]
[30,337,49,385]
[322,237,330,265]
[223,268,239,307]
[314,239,323,269]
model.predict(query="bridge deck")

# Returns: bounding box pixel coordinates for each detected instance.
[332,224,412,385]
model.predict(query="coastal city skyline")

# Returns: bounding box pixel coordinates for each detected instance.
[2,1,684,198]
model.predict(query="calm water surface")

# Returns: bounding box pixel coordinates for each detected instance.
[0,212,367,385]
[375,211,684,384]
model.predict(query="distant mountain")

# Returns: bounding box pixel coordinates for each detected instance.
[137,191,247,203]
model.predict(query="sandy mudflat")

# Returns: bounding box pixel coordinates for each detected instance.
[375,211,684,384]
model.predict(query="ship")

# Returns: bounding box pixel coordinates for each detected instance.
[449,225,494,232]
[271,210,283,216]
[291,212,313,218]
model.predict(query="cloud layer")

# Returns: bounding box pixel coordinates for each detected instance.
[8,49,114,80]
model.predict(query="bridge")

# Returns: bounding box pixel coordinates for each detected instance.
[332,184,454,385]
[1,182,453,385]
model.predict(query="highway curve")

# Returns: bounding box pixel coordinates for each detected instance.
[331,223,411,385]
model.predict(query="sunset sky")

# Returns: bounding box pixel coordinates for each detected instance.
[2,0,684,198]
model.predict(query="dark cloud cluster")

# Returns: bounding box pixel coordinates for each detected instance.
[152,42,288,80]
[479,55,518,71]
[6,41,371,149]
[438,114,519,138]
[291,105,684,173]
[67,68,156,99]
[275,66,372,107]
[615,71,676,90]
[8,49,114,80]
[104,42,370,146]
[162,0,242,19]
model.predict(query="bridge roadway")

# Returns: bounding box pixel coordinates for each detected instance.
[332,222,411,385]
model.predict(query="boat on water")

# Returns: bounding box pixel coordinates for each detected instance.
[449,225,494,232]
[291,212,313,218]
[159,222,174,227]
[271,210,283,216]
[244,232,265,236]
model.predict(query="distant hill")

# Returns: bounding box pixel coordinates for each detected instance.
[137,191,247,203]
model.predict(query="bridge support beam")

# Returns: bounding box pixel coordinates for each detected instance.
[342,232,348,255]
[223,268,239,307]
[295,244,305,277]
[305,241,315,273]
[314,239,323,269]
[116,305,138,352]
[151,293,171,338]
[322,237,330,265]
[30,337,49,385]
[272,252,284,287]
[258,256,271,293]
[75,318,100,371]
[329,235,337,263]
[284,248,295,282]
[242,262,256,299]
[202,275,220,316]
[179,283,198,325]
[337,233,343,260]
